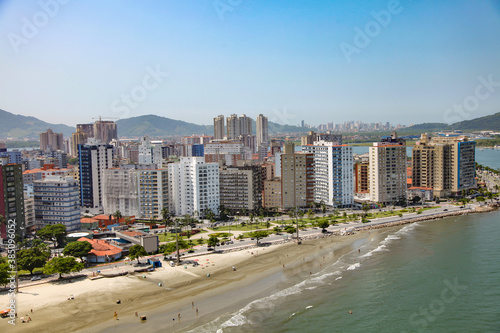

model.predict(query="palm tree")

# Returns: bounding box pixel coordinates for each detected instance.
[113,210,122,224]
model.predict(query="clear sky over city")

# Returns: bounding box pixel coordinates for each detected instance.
[1,0,499,127]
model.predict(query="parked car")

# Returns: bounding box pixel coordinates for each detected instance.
[207,247,215,251]
[31,276,41,281]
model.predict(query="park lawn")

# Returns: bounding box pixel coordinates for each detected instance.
[211,222,272,232]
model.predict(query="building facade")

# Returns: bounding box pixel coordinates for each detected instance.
[40,128,64,151]
[102,168,139,217]
[78,139,114,213]
[0,163,25,240]
[137,169,169,219]
[280,152,314,210]
[369,133,407,204]
[34,176,80,232]
[168,157,219,217]
[213,115,225,140]
[219,165,262,214]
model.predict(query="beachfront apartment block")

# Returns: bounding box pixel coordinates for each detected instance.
[168,157,219,218]
[219,164,263,214]
[302,141,353,208]
[412,134,476,198]
[78,138,114,214]
[0,163,25,240]
[34,176,80,232]
[137,168,169,220]
[369,132,407,205]
[280,151,314,210]
[263,178,282,209]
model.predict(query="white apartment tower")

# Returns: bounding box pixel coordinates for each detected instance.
[102,168,139,217]
[138,136,162,167]
[256,114,269,160]
[34,176,80,232]
[137,169,169,219]
[303,141,353,208]
[168,157,219,217]
[369,132,407,204]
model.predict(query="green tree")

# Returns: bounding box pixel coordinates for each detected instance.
[273,226,281,234]
[17,242,51,275]
[251,230,269,245]
[113,210,122,223]
[43,257,84,279]
[285,226,296,235]
[68,157,79,165]
[63,241,93,262]
[162,243,177,256]
[0,257,11,286]
[37,224,67,248]
[318,220,330,232]
[476,196,485,204]
[128,245,148,264]
[207,235,219,248]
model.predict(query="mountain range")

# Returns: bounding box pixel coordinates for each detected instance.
[0,108,498,140]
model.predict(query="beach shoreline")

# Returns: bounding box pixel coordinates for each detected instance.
[1,203,496,332]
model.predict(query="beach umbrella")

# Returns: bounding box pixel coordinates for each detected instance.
[193,259,199,261]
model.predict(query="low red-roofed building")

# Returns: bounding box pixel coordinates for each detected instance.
[78,237,123,263]
[408,187,433,201]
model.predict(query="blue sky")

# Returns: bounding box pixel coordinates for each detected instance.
[1,0,499,128]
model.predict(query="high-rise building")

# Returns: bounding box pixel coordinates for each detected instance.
[93,119,117,144]
[168,157,219,217]
[226,114,252,139]
[137,168,169,219]
[354,162,369,194]
[214,115,225,140]
[138,136,163,167]
[102,168,139,217]
[40,129,64,151]
[34,176,80,232]
[412,134,476,198]
[280,152,314,210]
[78,138,114,213]
[303,141,353,208]
[0,163,25,240]
[369,132,407,204]
[204,141,250,166]
[256,114,268,159]
[71,127,89,157]
[263,179,281,209]
[219,164,262,214]
[77,123,94,137]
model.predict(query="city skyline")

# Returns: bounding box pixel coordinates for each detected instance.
[1,1,500,127]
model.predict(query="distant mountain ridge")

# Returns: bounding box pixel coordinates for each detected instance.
[0,108,498,139]
[0,109,74,139]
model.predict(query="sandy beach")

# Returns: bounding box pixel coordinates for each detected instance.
[0,230,372,333]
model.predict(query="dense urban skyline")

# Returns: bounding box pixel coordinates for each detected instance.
[1,1,499,127]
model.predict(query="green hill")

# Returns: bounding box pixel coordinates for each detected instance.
[0,109,74,139]
[449,112,500,131]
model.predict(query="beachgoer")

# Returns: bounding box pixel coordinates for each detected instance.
[31,309,33,313]
[192,301,194,309]
[178,313,181,321]
[349,310,352,314]
[196,308,199,316]
[135,312,138,317]
[28,317,31,322]
[114,311,118,320]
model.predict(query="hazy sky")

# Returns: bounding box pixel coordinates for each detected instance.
[1,0,500,128]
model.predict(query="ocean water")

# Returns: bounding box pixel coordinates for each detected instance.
[188,211,500,333]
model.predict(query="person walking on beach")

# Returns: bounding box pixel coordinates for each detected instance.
[178,313,181,322]
[192,301,194,309]
[196,308,199,316]
[114,311,118,320]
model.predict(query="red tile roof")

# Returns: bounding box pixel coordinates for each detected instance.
[77,238,122,257]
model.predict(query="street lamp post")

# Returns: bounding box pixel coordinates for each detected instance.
[175,218,180,266]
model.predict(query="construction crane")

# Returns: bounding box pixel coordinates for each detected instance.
[92,116,118,122]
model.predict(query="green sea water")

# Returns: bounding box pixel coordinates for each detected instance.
[194,211,500,333]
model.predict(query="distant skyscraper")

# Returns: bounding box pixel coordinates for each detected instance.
[214,115,225,140]
[71,127,89,157]
[256,114,268,160]
[226,114,252,139]
[238,114,252,136]
[40,129,64,151]
[93,119,117,144]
